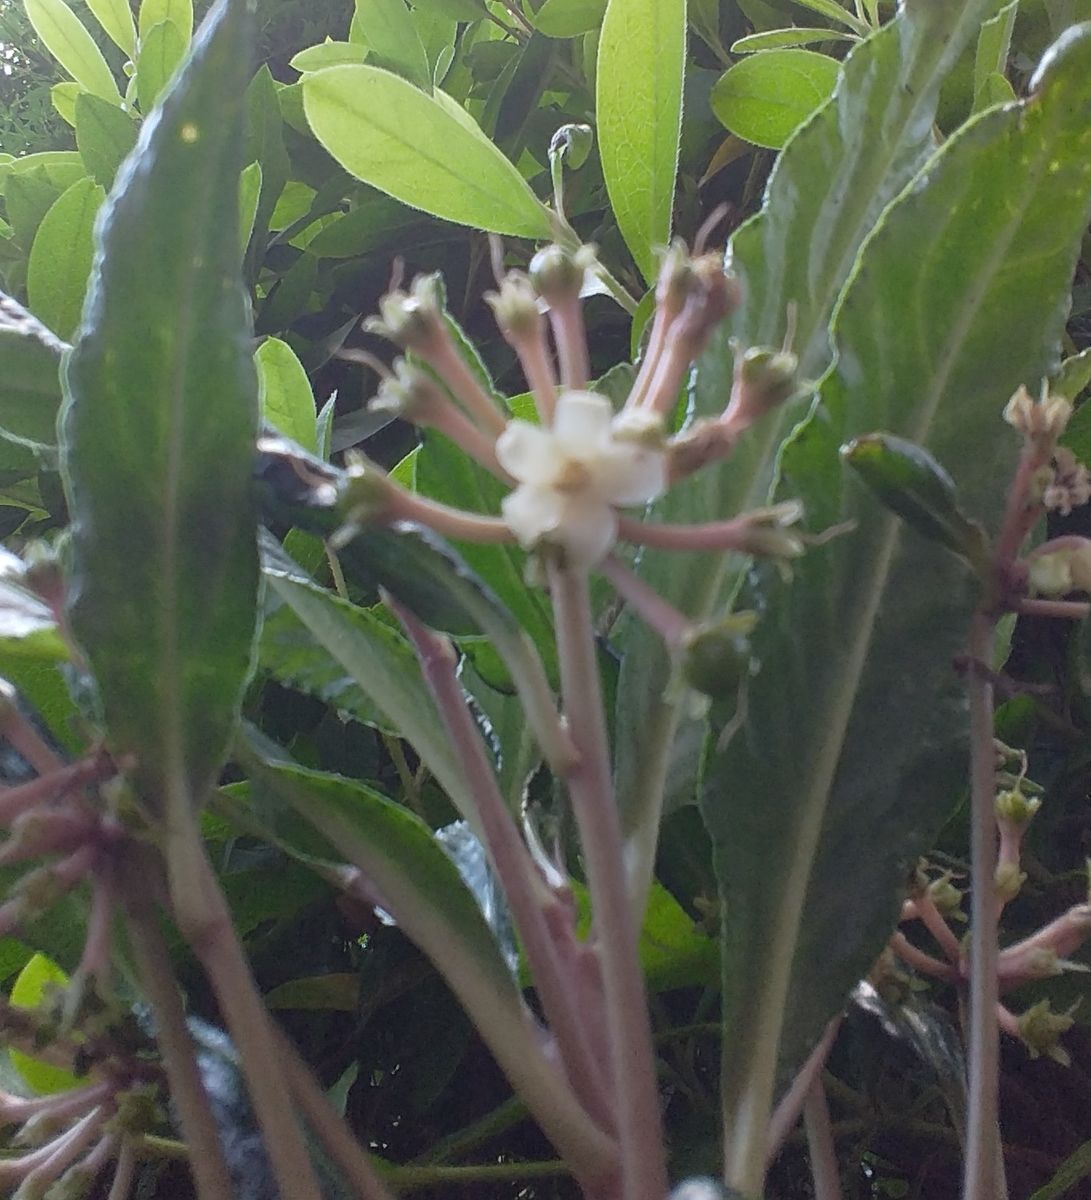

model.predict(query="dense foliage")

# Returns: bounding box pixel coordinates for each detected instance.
[1,1,1091,1198]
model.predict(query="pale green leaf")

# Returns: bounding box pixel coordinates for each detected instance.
[10,954,84,1094]
[26,176,104,341]
[786,0,868,34]
[711,49,841,149]
[290,40,368,72]
[302,65,551,238]
[50,81,82,125]
[238,160,262,253]
[85,0,137,56]
[257,336,317,453]
[137,19,188,113]
[535,0,607,37]
[75,92,138,187]
[973,0,1018,112]
[731,27,857,53]
[596,0,685,281]
[138,0,192,42]
[353,0,431,90]
[23,0,121,103]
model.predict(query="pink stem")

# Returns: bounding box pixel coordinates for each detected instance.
[391,601,616,1136]
[766,1017,842,1163]
[0,756,110,827]
[1014,598,1090,619]
[617,514,752,552]
[508,319,558,425]
[997,904,1091,987]
[0,1081,112,1128]
[383,490,515,544]
[902,894,963,965]
[889,932,958,981]
[0,685,63,775]
[549,564,667,1200]
[598,555,692,647]
[107,1139,137,1200]
[0,1106,108,1188]
[421,332,509,436]
[549,295,590,391]
[415,400,509,480]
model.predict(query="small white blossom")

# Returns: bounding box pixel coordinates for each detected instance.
[496,390,667,567]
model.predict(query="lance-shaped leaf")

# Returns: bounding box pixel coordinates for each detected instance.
[302,65,552,238]
[60,0,258,817]
[700,25,1091,1190]
[0,292,66,448]
[596,0,685,281]
[233,735,617,1185]
[615,0,997,906]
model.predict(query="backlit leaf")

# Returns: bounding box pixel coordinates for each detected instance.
[23,0,121,103]
[26,176,104,340]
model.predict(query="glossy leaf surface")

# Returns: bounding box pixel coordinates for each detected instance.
[616,0,996,907]
[703,23,1091,1183]
[596,0,685,280]
[60,0,258,817]
[303,66,552,238]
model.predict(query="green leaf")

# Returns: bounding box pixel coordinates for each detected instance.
[9,954,85,1094]
[302,66,552,238]
[703,23,1091,1188]
[411,0,484,19]
[23,0,121,103]
[265,972,360,1011]
[233,736,611,1182]
[243,66,291,255]
[60,0,259,818]
[973,0,1018,112]
[138,0,193,43]
[50,81,82,125]
[290,40,369,72]
[26,176,105,341]
[596,0,685,281]
[74,92,138,188]
[304,195,421,258]
[615,0,996,911]
[1030,1139,1091,1200]
[0,575,69,660]
[1054,347,1091,402]
[786,0,868,34]
[137,19,188,113]
[731,26,857,52]
[85,0,137,56]
[0,292,66,448]
[352,0,431,91]
[259,532,478,821]
[710,49,841,149]
[238,160,262,252]
[257,337,317,453]
[534,0,607,37]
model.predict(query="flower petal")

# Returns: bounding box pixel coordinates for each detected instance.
[552,390,614,451]
[495,422,560,487]
[594,444,668,507]
[501,483,565,549]
[555,495,618,567]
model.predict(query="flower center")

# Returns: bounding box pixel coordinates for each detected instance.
[554,459,593,494]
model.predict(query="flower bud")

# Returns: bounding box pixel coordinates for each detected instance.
[680,613,758,700]
[371,359,444,419]
[365,274,445,348]
[486,272,543,340]
[1004,384,1072,441]
[549,122,593,171]
[1027,537,1091,596]
[1018,998,1077,1065]
[735,501,806,560]
[738,346,798,411]
[841,432,990,568]
[529,244,585,302]
[328,456,394,548]
[611,407,667,449]
[927,873,965,920]
[995,788,1041,828]
[995,861,1026,902]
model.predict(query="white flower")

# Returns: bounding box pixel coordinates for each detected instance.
[495,390,667,567]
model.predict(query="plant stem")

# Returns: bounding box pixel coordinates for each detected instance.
[411,1095,528,1165]
[107,1139,137,1200]
[164,812,325,1200]
[122,887,235,1200]
[385,1159,571,1190]
[962,612,1007,1200]
[549,564,668,1200]
[766,1017,842,1163]
[803,1079,843,1200]
[392,603,615,1135]
[267,1022,396,1200]
[1014,597,1090,619]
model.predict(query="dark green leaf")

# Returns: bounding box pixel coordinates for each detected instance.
[1029,1139,1091,1200]
[704,24,1091,1187]
[0,292,67,448]
[616,0,995,908]
[60,0,259,817]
